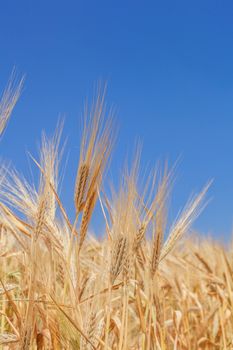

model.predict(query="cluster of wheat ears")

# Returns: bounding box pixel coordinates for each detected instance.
[0,74,233,350]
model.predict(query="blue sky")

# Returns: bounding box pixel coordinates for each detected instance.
[0,1,233,239]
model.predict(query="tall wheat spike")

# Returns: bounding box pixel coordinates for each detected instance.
[0,70,24,136]
[74,86,114,218]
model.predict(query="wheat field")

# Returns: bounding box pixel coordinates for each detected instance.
[0,75,233,350]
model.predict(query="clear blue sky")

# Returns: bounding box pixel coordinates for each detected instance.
[0,1,233,239]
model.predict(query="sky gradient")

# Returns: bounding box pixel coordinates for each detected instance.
[0,1,233,239]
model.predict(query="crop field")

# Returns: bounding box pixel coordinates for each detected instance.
[0,76,233,350]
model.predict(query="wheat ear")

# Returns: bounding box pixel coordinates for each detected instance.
[75,163,89,213]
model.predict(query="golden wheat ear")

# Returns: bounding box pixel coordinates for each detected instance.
[159,182,211,264]
[151,166,171,276]
[39,121,64,222]
[0,70,24,136]
[74,85,114,215]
